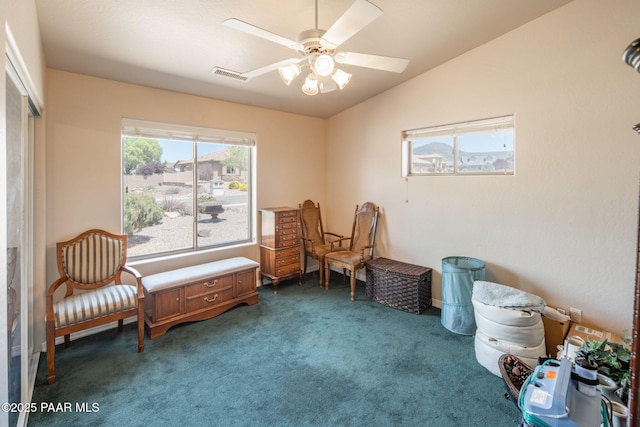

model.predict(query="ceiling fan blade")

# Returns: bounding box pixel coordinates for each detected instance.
[241,57,304,80]
[321,0,383,49]
[334,51,409,73]
[223,18,302,50]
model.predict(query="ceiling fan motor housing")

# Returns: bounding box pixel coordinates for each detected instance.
[297,29,335,56]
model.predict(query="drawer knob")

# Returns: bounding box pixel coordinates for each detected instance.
[204,294,219,303]
[204,280,218,288]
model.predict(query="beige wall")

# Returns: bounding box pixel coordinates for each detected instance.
[326,0,640,334]
[43,69,326,286]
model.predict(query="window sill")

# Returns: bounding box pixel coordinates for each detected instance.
[128,240,257,270]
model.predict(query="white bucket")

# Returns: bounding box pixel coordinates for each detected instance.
[562,335,585,361]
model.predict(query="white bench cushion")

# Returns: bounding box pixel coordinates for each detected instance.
[54,284,138,328]
[142,257,259,293]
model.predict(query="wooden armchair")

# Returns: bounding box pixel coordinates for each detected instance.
[324,202,379,301]
[299,200,346,286]
[46,229,144,384]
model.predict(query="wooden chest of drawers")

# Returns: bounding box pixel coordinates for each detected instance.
[259,207,302,294]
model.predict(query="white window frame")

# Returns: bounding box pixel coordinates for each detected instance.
[121,118,256,259]
[402,115,515,176]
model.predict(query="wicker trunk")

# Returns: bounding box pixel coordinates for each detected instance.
[365,257,432,314]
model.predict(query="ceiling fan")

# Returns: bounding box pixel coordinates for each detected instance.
[221,0,410,95]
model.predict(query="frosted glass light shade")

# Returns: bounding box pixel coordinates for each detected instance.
[302,74,319,96]
[331,68,352,90]
[313,54,335,77]
[278,63,301,85]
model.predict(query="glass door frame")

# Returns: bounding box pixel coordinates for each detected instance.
[4,57,39,427]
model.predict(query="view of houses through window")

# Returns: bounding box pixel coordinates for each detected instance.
[402,115,515,176]
[121,119,254,258]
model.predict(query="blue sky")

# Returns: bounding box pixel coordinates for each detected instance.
[458,131,514,153]
[415,130,514,153]
[159,140,226,162]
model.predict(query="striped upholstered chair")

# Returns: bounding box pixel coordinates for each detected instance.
[46,229,144,384]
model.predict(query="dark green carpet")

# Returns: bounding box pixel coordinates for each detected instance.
[29,273,522,426]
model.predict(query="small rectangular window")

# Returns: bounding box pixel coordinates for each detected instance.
[402,115,515,176]
[122,119,255,259]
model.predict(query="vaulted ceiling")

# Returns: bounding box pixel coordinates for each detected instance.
[35,0,573,118]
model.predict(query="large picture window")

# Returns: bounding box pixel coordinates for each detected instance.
[122,119,255,258]
[402,115,515,176]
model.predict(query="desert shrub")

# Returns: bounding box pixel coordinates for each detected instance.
[136,161,165,176]
[198,195,216,203]
[164,186,180,195]
[124,193,164,235]
[159,197,188,215]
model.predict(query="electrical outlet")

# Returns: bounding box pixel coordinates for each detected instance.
[570,307,582,323]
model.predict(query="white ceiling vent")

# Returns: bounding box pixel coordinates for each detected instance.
[211,67,248,81]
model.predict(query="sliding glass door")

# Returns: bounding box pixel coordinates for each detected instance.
[5,61,37,427]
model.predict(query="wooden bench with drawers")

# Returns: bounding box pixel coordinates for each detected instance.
[142,257,259,339]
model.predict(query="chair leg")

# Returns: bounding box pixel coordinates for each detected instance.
[117,319,124,332]
[46,321,56,384]
[325,261,331,290]
[302,255,308,282]
[342,268,347,281]
[350,269,356,302]
[318,258,324,287]
[64,334,70,348]
[137,305,145,353]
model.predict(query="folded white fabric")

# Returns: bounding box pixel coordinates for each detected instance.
[472,297,541,327]
[472,280,546,313]
[541,305,571,322]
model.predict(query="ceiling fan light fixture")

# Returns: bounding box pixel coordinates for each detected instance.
[278,63,301,85]
[302,74,319,96]
[313,54,335,77]
[331,68,352,90]
[223,0,409,97]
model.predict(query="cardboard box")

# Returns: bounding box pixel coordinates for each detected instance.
[541,309,571,356]
[566,322,627,347]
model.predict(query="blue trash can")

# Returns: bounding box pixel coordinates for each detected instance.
[441,256,486,335]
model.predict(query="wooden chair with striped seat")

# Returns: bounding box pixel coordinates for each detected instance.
[46,229,144,384]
